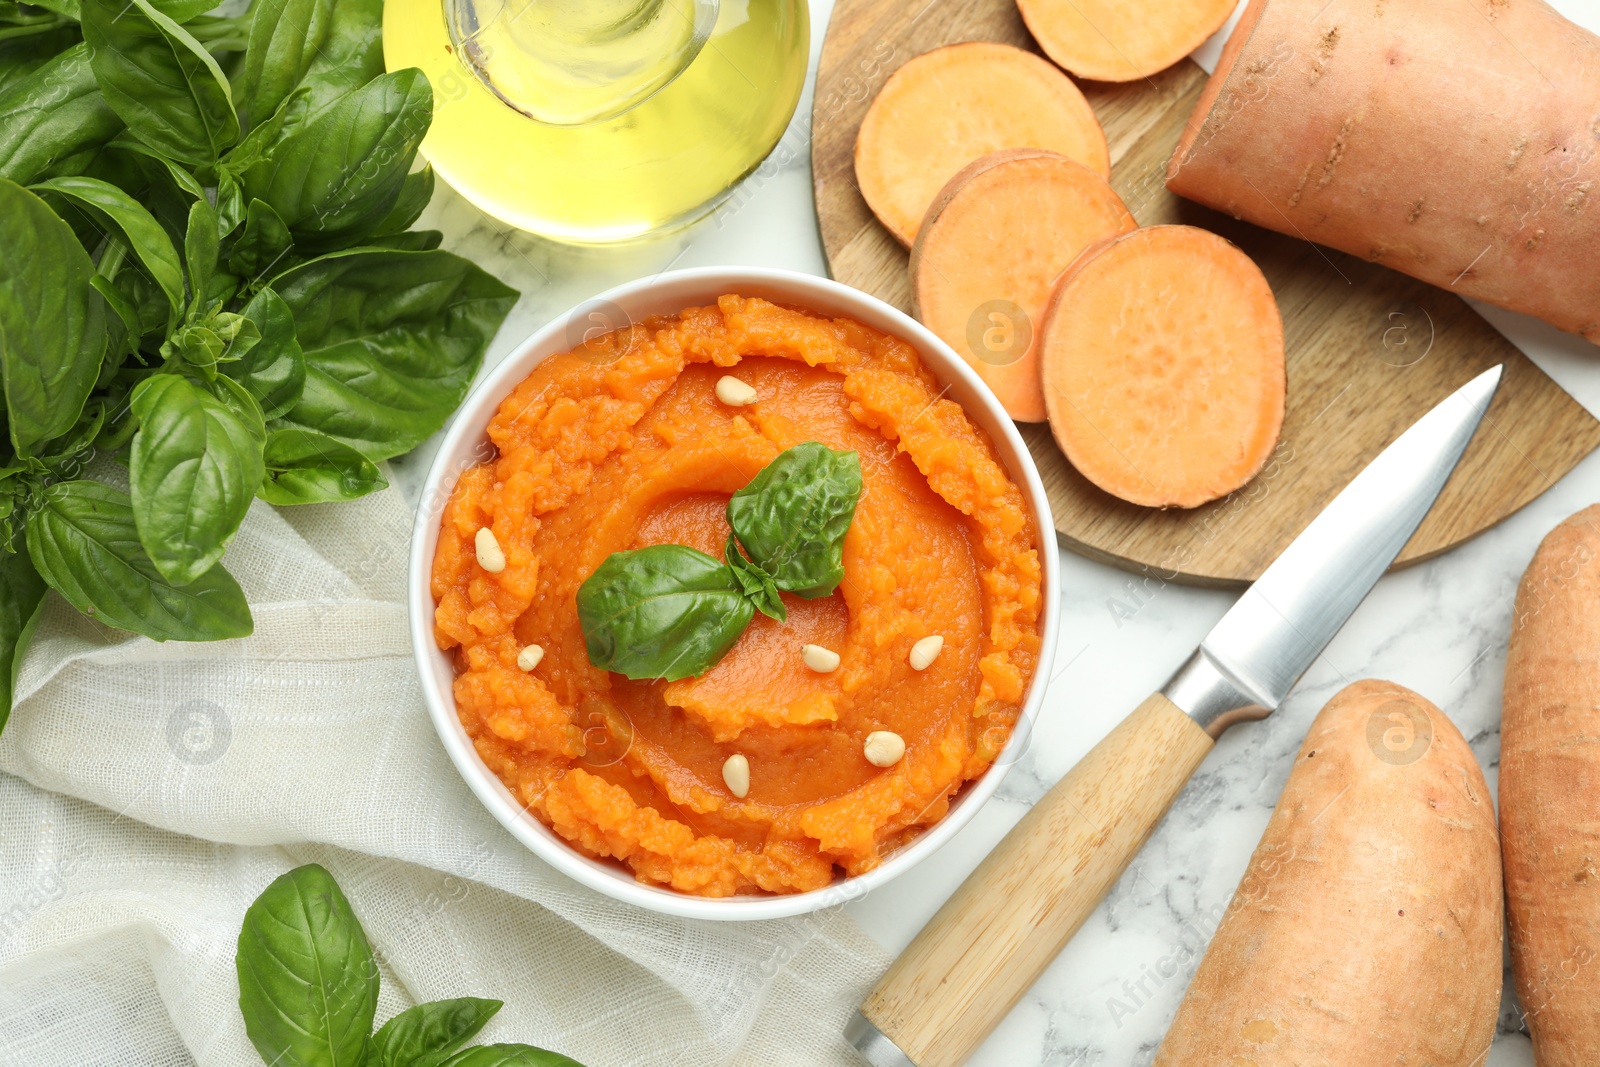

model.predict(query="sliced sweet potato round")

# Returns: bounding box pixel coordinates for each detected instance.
[854,42,1109,246]
[1017,0,1237,83]
[1040,225,1285,508]
[911,149,1136,423]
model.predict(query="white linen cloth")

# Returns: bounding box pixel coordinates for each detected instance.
[0,482,889,1066]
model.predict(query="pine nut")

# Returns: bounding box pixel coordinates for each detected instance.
[908,634,944,671]
[475,527,506,573]
[863,731,906,768]
[715,375,758,406]
[802,643,840,673]
[517,644,545,671]
[722,753,750,798]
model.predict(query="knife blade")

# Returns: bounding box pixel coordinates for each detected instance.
[847,364,1503,1067]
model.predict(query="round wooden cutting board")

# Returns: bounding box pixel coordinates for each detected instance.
[811,0,1600,587]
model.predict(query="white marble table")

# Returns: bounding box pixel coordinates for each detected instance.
[399,2,1600,1062]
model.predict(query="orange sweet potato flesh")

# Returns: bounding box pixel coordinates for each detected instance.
[1017,0,1237,82]
[855,42,1110,246]
[1039,225,1284,508]
[1502,505,1600,1065]
[1155,680,1503,1067]
[911,149,1136,423]
[1167,0,1600,343]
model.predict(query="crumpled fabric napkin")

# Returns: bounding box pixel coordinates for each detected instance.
[0,479,888,1066]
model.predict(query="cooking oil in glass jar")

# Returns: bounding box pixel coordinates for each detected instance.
[383,0,810,242]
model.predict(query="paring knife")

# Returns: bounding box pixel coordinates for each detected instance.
[847,364,1505,1067]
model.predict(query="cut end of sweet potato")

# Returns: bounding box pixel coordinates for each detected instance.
[1018,0,1237,82]
[911,149,1136,423]
[1040,225,1285,509]
[854,42,1110,246]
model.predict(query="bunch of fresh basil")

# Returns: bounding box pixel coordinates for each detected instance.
[0,0,518,724]
[577,442,862,681]
[237,863,586,1067]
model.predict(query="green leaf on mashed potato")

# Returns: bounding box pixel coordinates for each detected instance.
[577,443,861,680]
[727,441,861,600]
[576,543,754,682]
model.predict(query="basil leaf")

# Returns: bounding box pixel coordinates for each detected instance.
[234,0,332,133]
[70,0,225,22]
[215,168,244,237]
[727,442,861,599]
[269,0,381,128]
[236,863,377,1067]
[31,175,185,326]
[81,0,238,166]
[269,248,517,460]
[0,44,123,185]
[0,178,106,457]
[240,68,431,243]
[226,197,294,280]
[184,196,218,315]
[369,165,434,236]
[129,374,265,585]
[105,263,170,344]
[0,26,80,98]
[258,428,384,505]
[91,272,145,358]
[224,84,305,173]
[144,146,207,199]
[356,229,443,253]
[725,532,784,622]
[436,1047,587,1067]
[234,286,303,418]
[183,12,251,49]
[0,548,47,736]
[25,479,252,640]
[17,0,77,15]
[110,145,204,243]
[150,0,224,23]
[576,544,753,682]
[40,396,107,465]
[367,998,503,1067]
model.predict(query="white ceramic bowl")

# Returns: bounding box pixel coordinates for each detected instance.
[409,266,1060,920]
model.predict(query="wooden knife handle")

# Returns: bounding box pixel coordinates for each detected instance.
[857,692,1214,1067]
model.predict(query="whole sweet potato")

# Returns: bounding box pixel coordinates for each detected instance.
[1154,680,1502,1066]
[1167,0,1600,342]
[1502,505,1600,1064]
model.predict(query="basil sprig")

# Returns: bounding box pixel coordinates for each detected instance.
[237,863,587,1067]
[577,442,861,681]
[0,0,519,709]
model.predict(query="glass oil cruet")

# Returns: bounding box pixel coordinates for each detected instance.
[383,0,810,243]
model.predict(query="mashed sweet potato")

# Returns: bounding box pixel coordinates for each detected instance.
[432,295,1042,896]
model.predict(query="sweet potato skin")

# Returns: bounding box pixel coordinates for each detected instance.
[1154,680,1501,1066]
[1167,0,1600,342]
[1502,505,1600,1065]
